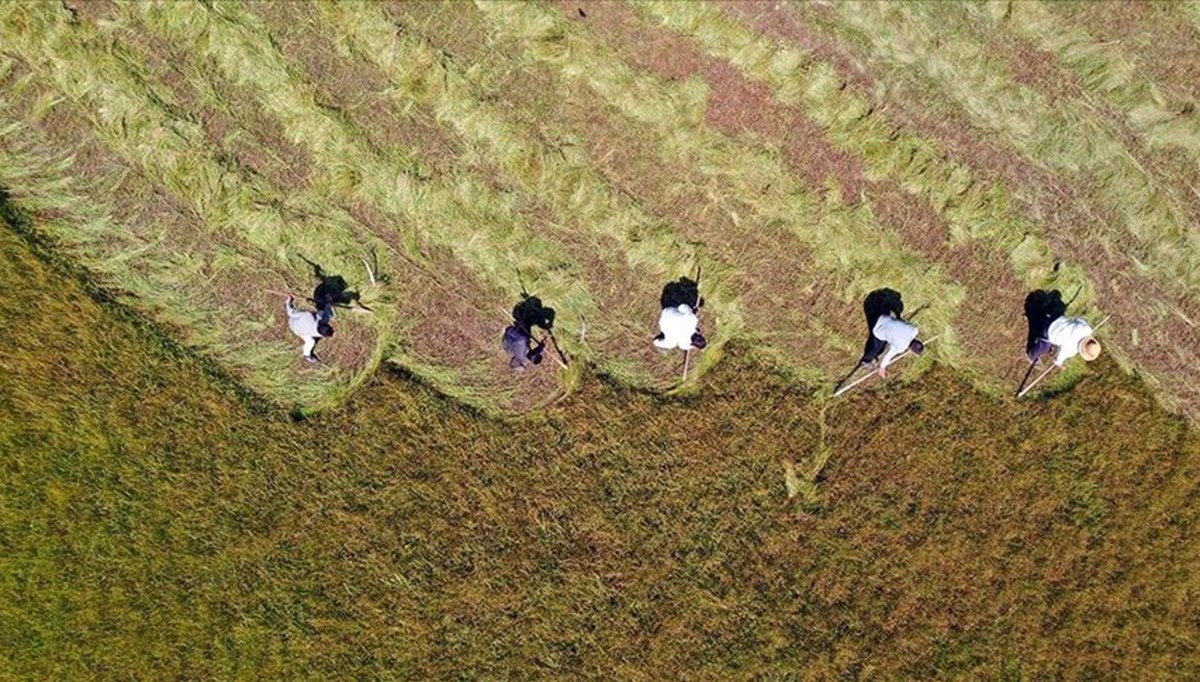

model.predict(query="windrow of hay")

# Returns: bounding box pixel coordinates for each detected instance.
[109,3,559,414]
[808,1,1200,301]
[0,6,387,408]
[132,1,667,388]
[317,0,748,385]
[634,1,1113,396]
[638,2,1088,297]
[984,1,1200,160]
[476,0,969,387]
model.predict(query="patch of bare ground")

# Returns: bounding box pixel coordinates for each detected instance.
[61,0,117,24]
[248,0,462,177]
[721,1,1200,421]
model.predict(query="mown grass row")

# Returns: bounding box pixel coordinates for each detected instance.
[639,2,1089,295]
[633,1,1117,397]
[102,2,558,413]
[0,21,376,408]
[986,1,1200,160]
[811,1,1200,300]
[476,0,969,385]
[315,0,750,384]
[134,0,688,389]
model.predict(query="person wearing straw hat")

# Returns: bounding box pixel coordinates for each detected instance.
[1046,315,1101,366]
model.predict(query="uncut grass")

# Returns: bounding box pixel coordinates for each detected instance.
[105,2,558,413]
[258,0,693,390]
[384,0,843,381]
[705,0,1200,422]
[804,1,1200,299]
[576,0,1031,392]
[132,0,628,390]
[5,216,1200,678]
[469,1,971,386]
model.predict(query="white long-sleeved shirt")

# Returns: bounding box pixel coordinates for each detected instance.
[286,298,321,358]
[654,304,699,350]
[1047,316,1093,366]
[873,315,919,369]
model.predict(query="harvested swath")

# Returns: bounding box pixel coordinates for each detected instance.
[955,3,1200,230]
[807,1,1200,299]
[0,56,371,407]
[247,0,462,178]
[1040,0,1200,105]
[574,0,1028,387]
[127,29,315,193]
[322,0,724,388]
[385,0,844,380]
[555,0,868,202]
[688,1,1200,420]
[477,1,966,382]
[108,5,556,413]
[134,1,628,389]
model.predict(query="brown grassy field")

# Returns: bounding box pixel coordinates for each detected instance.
[3,0,1200,677]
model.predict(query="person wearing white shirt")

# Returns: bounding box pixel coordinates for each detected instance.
[285,295,334,363]
[1046,316,1100,366]
[654,304,705,351]
[859,288,923,377]
[653,276,707,352]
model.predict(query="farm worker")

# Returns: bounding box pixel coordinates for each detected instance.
[654,276,706,351]
[653,303,706,351]
[1023,289,1067,363]
[502,324,546,372]
[285,294,334,364]
[1046,316,1101,366]
[859,288,923,377]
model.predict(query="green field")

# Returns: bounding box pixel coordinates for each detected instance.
[3,0,1200,677]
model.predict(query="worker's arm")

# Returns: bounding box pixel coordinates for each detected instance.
[302,336,318,359]
[879,342,904,370]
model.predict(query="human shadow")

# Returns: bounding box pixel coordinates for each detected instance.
[1023,289,1067,362]
[659,276,703,310]
[860,287,904,364]
[503,294,557,371]
[300,256,370,317]
[654,276,706,351]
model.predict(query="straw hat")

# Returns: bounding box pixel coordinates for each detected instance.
[1079,336,1101,361]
